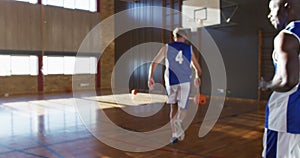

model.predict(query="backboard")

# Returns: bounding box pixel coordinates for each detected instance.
[182,0,221,30]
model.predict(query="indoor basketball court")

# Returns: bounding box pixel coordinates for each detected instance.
[0,0,282,157]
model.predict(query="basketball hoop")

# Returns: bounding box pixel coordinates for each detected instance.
[197,19,204,27]
[191,19,204,32]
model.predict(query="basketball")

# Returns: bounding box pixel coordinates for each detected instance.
[194,94,206,106]
[131,89,138,95]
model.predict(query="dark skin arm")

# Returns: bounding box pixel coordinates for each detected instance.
[260,31,299,92]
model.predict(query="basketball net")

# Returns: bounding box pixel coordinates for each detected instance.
[197,19,204,27]
[191,19,204,32]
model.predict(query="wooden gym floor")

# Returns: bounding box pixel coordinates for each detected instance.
[0,92,264,158]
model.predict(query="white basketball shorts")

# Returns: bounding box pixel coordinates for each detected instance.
[262,128,300,158]
[166,82,190,109]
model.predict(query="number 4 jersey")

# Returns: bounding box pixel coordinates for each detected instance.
[164,41,193,87]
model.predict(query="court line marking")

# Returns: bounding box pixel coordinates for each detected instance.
[0,143,48,158]
[34,140,64,158]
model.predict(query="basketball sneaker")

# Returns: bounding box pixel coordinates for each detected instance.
[170,137,178,144]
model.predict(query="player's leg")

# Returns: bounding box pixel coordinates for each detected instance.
[174,108,185,141]
[170,104,179,143]
[166,85,179,143]
[177,106,187,121]
[175,82,190,141]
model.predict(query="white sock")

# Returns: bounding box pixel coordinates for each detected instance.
[172,133,177,138]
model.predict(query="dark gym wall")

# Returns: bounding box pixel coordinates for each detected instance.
[114,0,275,99]
[114,0,165,93]
[205,0,274,99]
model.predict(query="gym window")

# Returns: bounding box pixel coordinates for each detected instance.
[16,0,38,4]
[42,56,97,75]
[0,55,97,76]
[0,55,38,76]
[16,0,97,12]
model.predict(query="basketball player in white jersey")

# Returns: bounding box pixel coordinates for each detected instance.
[260,0,300,157]
[148,28,202,144]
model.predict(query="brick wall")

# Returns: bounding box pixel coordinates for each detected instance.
[0,76,37,96]
[100,0,115,91]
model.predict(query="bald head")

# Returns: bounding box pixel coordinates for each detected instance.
[285,0,300,4]
[268,0,300,30]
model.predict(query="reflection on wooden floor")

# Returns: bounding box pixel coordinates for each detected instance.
[0,93,264,158]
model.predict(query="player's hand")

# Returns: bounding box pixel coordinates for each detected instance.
[194,78,201,88]
[148,78,155,90]
[259,77,268,91]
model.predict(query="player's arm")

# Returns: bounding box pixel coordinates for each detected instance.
[148,45,166,90]
[260,32,299,92]
[191,50,202,88]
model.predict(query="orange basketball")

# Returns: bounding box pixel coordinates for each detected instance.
[194,94,206,106]
[131,89,138,95]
